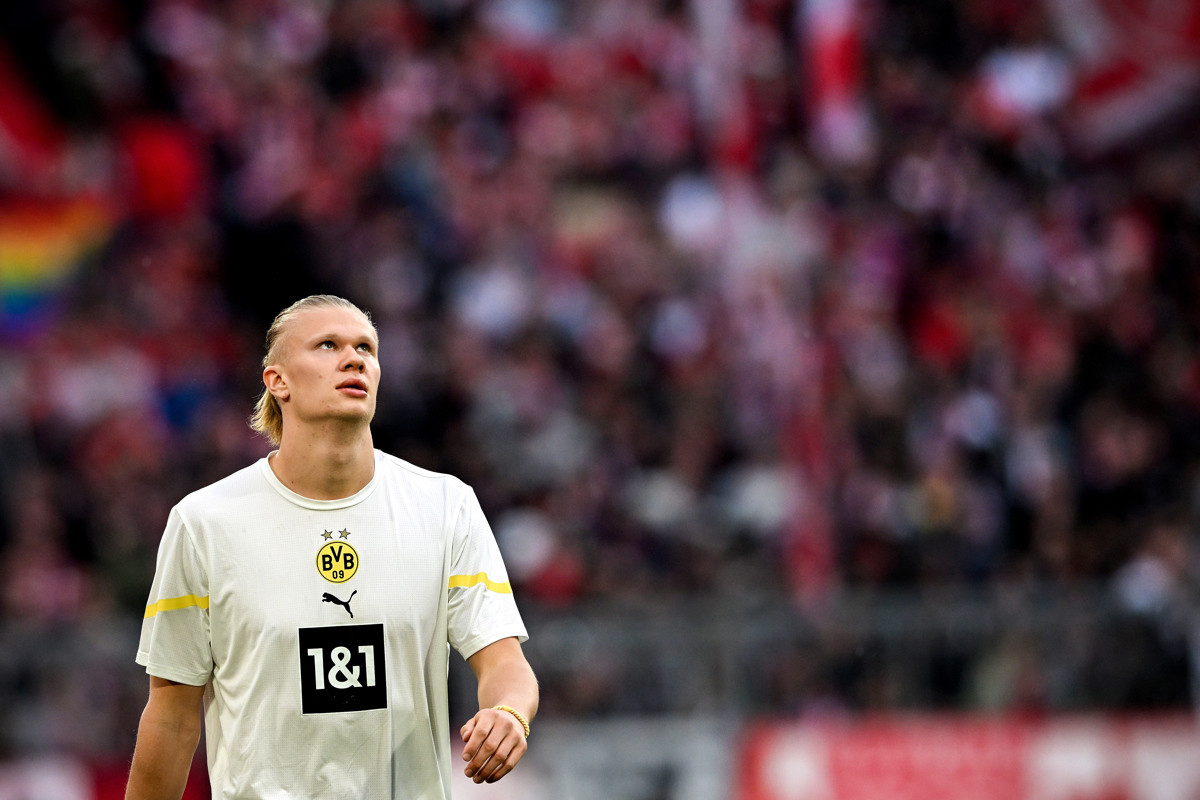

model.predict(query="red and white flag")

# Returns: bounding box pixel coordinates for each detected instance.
[1049,0,1200,152]
[0,46,64,186]
[799,0,875,166]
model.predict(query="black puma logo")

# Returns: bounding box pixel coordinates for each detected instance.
[322,590,357,618]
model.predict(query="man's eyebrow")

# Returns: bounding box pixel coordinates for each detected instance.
[309,331,379,345]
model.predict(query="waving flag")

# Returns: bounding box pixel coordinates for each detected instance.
[799,0,875,166]
[0,196,115,332]
[1049,0,1200,152]
[0,47,63,180]
[0,45,117,335]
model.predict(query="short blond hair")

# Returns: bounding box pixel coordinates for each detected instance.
[249,295,375,445]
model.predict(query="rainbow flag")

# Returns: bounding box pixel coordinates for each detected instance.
[0,196,115,333]
[0,44,117,335]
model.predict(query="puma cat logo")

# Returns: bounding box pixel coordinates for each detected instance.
[322,590,357,618]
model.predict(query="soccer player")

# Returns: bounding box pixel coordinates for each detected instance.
[126,295,538,799]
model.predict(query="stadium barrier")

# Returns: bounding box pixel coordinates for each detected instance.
[4,715,1197,800]
[0,755,206,800]
[738,715,1200,800]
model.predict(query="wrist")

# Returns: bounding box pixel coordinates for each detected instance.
[492,705,530,738]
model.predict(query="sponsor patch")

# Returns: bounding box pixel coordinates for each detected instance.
[298,623,387,714]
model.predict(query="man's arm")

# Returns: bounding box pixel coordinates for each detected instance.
[460,636,539,784]
[125,676,205,800]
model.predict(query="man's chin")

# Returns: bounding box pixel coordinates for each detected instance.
[301,407,377,430]
[338,408,376,426]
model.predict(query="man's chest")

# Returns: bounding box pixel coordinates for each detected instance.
[204,508,449,637]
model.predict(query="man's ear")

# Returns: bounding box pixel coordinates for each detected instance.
[264,365,289,402]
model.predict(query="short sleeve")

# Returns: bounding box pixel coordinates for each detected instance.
[446,489,529,659]
[136,506,214,685]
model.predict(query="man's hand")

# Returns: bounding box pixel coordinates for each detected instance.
[462,637,538,784]
[460,706,528,783]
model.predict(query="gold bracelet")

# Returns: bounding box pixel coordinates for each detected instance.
[492,705,530,738]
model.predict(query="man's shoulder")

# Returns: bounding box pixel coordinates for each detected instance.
[176,458,268,513]
[376,451,470,493]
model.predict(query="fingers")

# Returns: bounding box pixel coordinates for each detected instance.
[460,709,529,783]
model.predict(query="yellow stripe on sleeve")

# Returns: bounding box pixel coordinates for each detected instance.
[144,594,210,619]
[448,572,513,594]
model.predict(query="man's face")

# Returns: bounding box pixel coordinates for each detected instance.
[266,305,380,436]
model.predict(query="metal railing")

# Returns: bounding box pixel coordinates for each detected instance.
[0,584,1192,760]
[457,583,1196,717]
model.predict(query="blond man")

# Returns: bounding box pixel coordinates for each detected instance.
[127,295,537,799]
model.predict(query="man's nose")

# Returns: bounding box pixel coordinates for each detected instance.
[342,348,365,370]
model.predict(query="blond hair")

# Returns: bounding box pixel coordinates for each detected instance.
[249,295,376,445]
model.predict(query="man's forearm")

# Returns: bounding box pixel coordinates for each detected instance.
[125,712,201,800]
[475,651,539,722]
[125,688,203,800]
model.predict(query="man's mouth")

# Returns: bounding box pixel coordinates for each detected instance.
[337,379,368,397]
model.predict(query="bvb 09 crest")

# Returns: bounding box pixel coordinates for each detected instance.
[317,529,359,583]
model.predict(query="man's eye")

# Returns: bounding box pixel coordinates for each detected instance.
[358,344,372,352]
[320,341,335,349]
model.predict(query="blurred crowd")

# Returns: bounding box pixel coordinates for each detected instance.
[1,0,1198,751]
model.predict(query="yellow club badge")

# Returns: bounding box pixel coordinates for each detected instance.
[317,529,358,583]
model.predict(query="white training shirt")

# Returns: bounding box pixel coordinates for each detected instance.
[136,450,529,800]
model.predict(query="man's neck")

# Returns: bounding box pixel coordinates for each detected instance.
[269,427,376,500]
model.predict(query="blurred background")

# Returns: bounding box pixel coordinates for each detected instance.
[1,0,1199,798]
